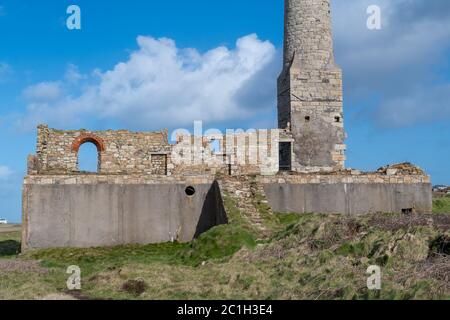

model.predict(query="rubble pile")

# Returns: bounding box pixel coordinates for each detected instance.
[377,163,426,176]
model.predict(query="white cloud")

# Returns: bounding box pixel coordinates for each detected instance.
[64,63,86,83]
[17,34,277,131]
[16,1,450,130]
[0,166,12,180]
[332,0,450,127]
[22,81,63,101]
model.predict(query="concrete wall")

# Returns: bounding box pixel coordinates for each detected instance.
[22,173,433,249]
[263,182,433,215]
[22,181,227,249]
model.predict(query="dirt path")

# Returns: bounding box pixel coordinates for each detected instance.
[0,225,21,234]
[0,259,48,274]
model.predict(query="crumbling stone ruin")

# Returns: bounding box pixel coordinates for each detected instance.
[29,126,172,175]
[22,0,433,250]
[28,126,282,176]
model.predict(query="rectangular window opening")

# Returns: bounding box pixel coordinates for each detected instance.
[279,142,292,172]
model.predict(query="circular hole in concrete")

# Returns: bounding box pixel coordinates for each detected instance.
[185,186,196,197]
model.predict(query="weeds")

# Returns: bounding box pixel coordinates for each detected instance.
[0,197,449,300]
[433,195,450,214]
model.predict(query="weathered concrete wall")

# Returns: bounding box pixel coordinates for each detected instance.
[264,182,432,215]
[22,176,227,250]
[22,172,433,249]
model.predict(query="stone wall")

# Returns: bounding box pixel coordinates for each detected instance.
[29,125,282,176]
[31,125,171,175]
[257,172,431,185]
[23,174,215,186]
[283,0,335,70]
[171,129,281,176]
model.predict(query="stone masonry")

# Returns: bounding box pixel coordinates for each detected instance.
[278,0,346,172]
[30,125,172,175]
[28,125,281,177]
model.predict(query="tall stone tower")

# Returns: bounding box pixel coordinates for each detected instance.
[278,0,346,172]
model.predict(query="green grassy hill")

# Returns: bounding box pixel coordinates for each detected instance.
[0,196,448,300]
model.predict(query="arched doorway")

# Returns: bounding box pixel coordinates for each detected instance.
[78,142,99,172]
[72,134,105,173]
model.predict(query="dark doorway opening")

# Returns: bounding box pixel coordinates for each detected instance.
[402,208,414,215]
[279,142,292,171]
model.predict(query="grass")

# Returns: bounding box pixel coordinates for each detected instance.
[0,198,448,300]
[433,195,450,214]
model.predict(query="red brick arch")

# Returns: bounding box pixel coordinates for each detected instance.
[72,134,106,153]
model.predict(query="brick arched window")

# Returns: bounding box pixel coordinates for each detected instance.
[72,134,105,172]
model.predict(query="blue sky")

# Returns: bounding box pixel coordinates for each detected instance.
[0,0,450,222]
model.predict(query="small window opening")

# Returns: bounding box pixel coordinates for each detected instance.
[402,208,413,215]
[305,116,311,122]
[185,186,196,197]
[335,116,341,123]
[78,142,99,173]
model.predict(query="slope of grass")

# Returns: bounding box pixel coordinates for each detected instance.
[0,198,448,300]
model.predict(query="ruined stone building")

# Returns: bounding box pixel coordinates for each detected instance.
[22,0,432,250]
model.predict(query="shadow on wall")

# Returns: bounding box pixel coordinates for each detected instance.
[194,181,228,238]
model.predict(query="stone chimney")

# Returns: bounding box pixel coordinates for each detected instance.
[278,0,346,172]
